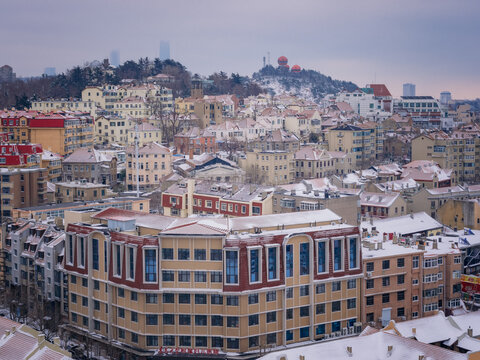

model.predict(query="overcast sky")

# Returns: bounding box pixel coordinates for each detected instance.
[2,0,480,98]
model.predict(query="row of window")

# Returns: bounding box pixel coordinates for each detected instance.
[162,248,222,261]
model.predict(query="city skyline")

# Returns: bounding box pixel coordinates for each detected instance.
[1,0,480,98]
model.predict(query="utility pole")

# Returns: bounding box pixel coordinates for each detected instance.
[135,121,140,198]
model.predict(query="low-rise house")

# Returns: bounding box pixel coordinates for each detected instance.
[62,147,117,185]
[360,191,408,219]
[55,181,110,203]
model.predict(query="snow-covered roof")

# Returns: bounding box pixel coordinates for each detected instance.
[361,212,443,237]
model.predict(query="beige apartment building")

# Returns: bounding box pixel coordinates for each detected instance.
[95,115,130,145]
[326,122,383,169]
[412,131,480,183]
[126,142,172,191]
[361,213,463,326]
[63,209,363,358]
[31,99,96,116]
[55,181,110,203]
[127,122,162,146]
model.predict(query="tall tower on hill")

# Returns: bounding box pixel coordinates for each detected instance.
[191,75,203,99]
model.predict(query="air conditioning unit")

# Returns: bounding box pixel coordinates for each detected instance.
[400,316,406,321]
[324,334,330,340]
[366,271,372,278]
[342,327,348,336]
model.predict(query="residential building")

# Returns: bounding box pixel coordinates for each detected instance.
[162,179,273,217]
[63,209,363,357]
[360,192,407,219]
[3,220,68,320]
[395,96,441,129]
[127,121,162,146]
[0,143,42,167]
[411,131,480,184]
[12,196,150,221]
[361,213,463,325]
[174,154,245,183]
[0,317,72,359]
[295,146,354,179]
[174,127,216,155]
[0,110,94,156]
[437,199,480,230]
[0,167,48,219]
[41,149,62,183]
[272,178,360,225]
[126,142,172,191]
[95,115,129,145]
[335,89,377,118]
[55,181,110,203]
[62,147,117,185]
[402,160,452,189]
[31,99,96,116]
[326,123,381,169]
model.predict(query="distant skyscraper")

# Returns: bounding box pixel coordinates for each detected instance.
[43,67,56,76]
[159,41,170,60]
[403,83,416,97]
[110,50,120,67]
[440,91,452,105]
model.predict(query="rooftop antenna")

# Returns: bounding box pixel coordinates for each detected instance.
[263,56,266,68]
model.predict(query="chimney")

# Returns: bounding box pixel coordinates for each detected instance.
[299,356,305,360]
[468,326,473,337]
[419,356,425,360]
[433,240,438,250]
[412,327,416,336]
[53,336,61,346]
[387,345,393,356]
[383,233,387,242]
[37,333,45,344]
[393,233,398,244]
[4,330,10,337]
[410,212,414,219]
[346,346,353,356]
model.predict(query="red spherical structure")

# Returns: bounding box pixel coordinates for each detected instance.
[278,56,288,66]
[291,64,301,73]
[282,64,290,70]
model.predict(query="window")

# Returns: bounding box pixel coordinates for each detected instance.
[317,240,327,273]
[412,278,419,285]
[382,293,390,303]
[146,294,158,304]
[300,327,310,338]
[382,277,390,287]
[71,293,77,303]
[397,274,405,285]
[196,336,207,348]
[227,338,239,349]
[195,294,207,304]
[178,248,190,260]
[131,291,137,301]
[266,291,276,302]
[286,244,293,277]
[227,317,239,328]
[131,311,138,322]
[94,280,100,290]
[227,296,238,306]
[349,237,358,269]
[454,256,461,264]
[397,258,405,268]
[366,262,374,272]
[78,237,85,268]
[163,314,174,325]
[194,271,207,282]
[118,328,125,339]
[286,287,293,298]
[118,288,124,298]
[210,249,222,261]
[127,247,135,280]
[382,260,390,270]
[413,256,419,268]
[162,248,173,260]
[332,281,341,292]
[267,246,278,280]
[267,333,276,344]
[163,335,175,346]
[212,337,223,348]
[195,315,207,326]
[333,239,342,271]
[300,242,310,275]
[113,244,121,276]
[92,238,99,270]
[211,294,223,305]
[316,303,325,314]
[178,271,190,282]
[146,336,158,347]
[194,249,206,261]
[286,330,293,341]
[332,301,341,312]
[300,285,310,296]
[143,249,157,282]
[397,291,405,301]
[267,311,276,323]
[316,283,325,294]
[366,296,374,306]
[179,293,190,304]
[225,250,238,284]
[249,248,260,283]
[163,270,175,282]
[413,295,418,302]
[179,336,191,347]
[248,293,258,304]
[286,309,293,319]
[211,315,223,326]
[178,314,192,326]
[249,336,259,348]
[211,271,222,283]
[347,298,356,309]
[163,293,174,303]
[300,306,310,317]
[118,308,125,318]
[82,278,88,287]
[249,314,259,326]
[347,279,356,289]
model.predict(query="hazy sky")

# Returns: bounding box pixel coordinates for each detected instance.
[2,0,480,98]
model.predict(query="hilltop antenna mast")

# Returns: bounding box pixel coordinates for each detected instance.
[267,52,270,65]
